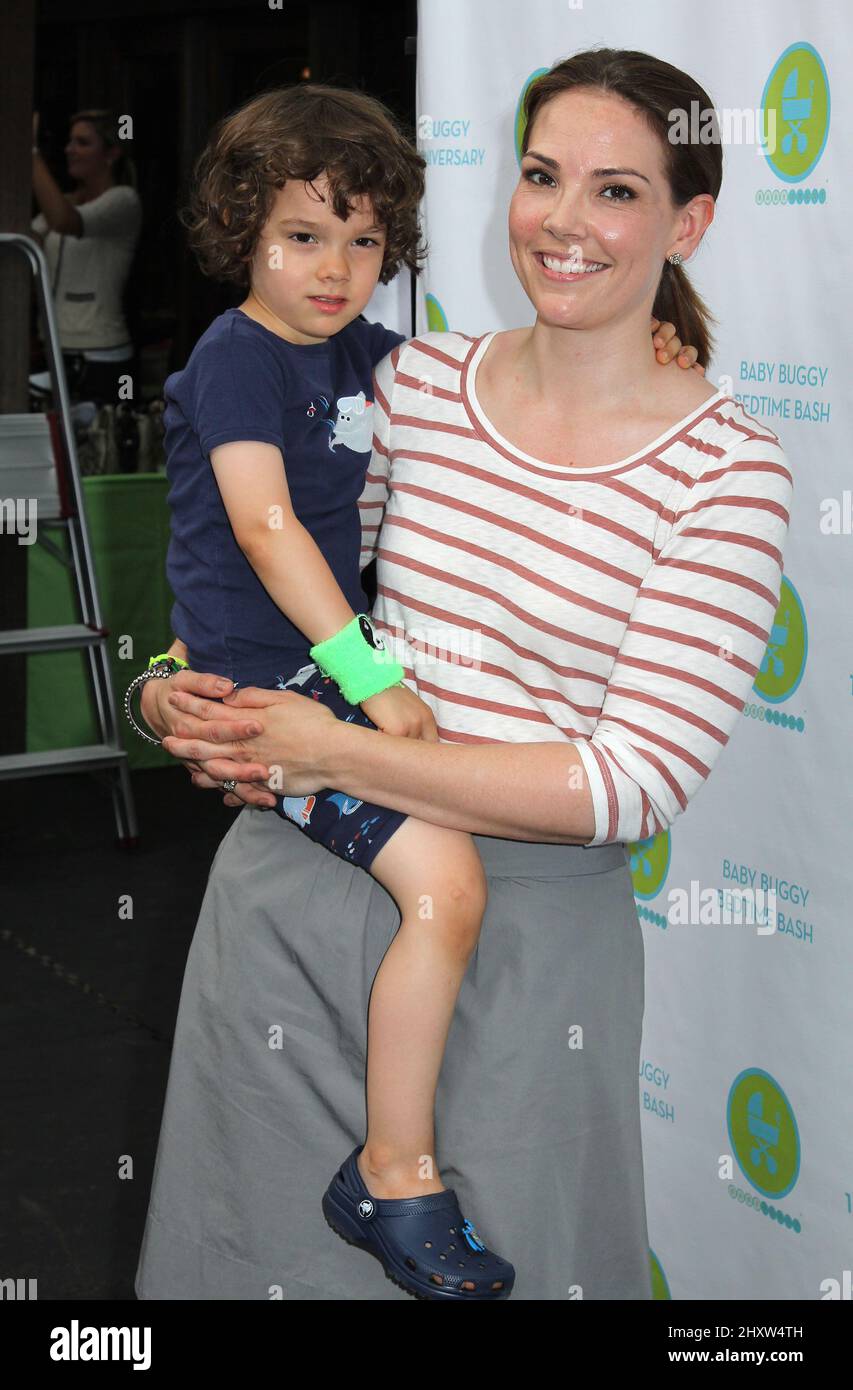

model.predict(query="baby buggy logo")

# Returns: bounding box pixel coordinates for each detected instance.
[514,68,550,165]
[753,577,807,704]
[628,830,671,901]
[425,292,448,333]
[761,43,830,183]
[727,1068,800,1200]
[649,1249,671,1300]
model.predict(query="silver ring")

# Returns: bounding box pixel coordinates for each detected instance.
[222,779,238,793]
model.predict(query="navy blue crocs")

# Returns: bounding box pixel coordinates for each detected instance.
[321,1146,515,1300]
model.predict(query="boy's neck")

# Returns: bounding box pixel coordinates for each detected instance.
[237,290,330,346]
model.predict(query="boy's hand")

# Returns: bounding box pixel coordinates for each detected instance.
[360,684,439,741]
[650,317,705,375]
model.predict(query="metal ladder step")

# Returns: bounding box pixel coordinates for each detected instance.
[0,232,138,843]
[0,624,107,654]
[0,744,127,778]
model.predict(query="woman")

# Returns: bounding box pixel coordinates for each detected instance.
[30,108,141,403]
[135,49,792,1300]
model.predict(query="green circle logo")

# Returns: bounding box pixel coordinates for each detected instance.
[425,292,448,332]
[727,1069,800,1199]
[753,576,806,703]
[761,43,830,182]
[628,831,671,900]
[514,68,550,166]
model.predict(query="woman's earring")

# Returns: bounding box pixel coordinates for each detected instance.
[667,251,684,266]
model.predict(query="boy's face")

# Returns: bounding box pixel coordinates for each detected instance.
[245,174,387,345]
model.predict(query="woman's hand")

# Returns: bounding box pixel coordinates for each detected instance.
[162,685,341,807]
[141,668,271,799]
[650,317,705,375]
[140,666,233,740]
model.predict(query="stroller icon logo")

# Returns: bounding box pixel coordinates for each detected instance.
[761,43,830,182]
[514,68,550,167]
[628,830,671,902]
[425,293,449,333]
[753,577,807,704]
[649,1248,671,1301]
[727,1069,800,1199]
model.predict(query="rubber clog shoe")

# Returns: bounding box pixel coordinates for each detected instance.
[321,1145,515,1300]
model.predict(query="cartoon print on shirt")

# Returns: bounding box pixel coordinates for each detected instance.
[306,392,374,453]
[305,395,331,422]
[330,392,373,452]
[274,663,318,691]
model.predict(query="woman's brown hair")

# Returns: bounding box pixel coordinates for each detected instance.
[180,84,426,288]
[69,108,138,189]
[521,48,722,366]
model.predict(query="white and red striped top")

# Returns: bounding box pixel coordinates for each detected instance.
[358,331,794,847]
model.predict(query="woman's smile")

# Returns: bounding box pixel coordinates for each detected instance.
[534,251,611,281]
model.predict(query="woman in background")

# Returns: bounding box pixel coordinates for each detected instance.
[30,108,141,404]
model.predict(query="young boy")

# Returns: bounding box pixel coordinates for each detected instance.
[153,83,698,1300]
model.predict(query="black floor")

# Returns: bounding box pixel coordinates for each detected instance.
[0,766,235,1299]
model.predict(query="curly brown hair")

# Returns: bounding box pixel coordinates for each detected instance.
[179,84,426,288]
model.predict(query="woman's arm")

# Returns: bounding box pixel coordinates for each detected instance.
[162,685,595,842]
[357,345,400,572]
[31,152,83,237]
[318,719,595,843]
[163,429,793,844]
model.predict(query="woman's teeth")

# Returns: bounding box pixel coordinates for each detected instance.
[540,254,608,274]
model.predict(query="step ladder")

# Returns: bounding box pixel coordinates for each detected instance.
[0,232,138,845]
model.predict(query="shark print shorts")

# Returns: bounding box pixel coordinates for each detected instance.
[247,661,409,872]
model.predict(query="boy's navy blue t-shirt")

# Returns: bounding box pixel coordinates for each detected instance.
[164,307,405,686]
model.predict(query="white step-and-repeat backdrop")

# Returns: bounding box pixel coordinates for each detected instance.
[407,0,850,1300]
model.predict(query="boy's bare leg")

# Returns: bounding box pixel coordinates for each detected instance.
[357,818,487,1199]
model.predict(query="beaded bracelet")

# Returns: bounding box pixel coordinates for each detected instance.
[124,654,189,746]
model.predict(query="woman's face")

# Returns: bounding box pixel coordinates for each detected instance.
[65,121,114,181]
[509,87,709,333]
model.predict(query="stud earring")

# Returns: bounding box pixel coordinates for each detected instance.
[667,251,684,267]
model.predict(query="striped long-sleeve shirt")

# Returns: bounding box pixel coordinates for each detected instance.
[358,331,794,847]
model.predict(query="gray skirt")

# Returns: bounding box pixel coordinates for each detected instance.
[135,806,651,1300]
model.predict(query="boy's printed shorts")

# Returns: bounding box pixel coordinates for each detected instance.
[247,661,409,872]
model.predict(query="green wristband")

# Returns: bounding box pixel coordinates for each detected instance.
[309,614,405,705]
[148,651,189,672]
